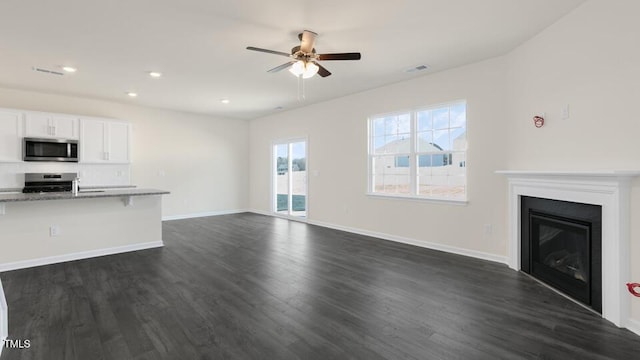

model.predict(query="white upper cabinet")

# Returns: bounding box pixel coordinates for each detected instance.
[80,118,131,164]
[107,121,130,163]
[24,112,79,139]
[81,119,107,163]
[0,110,24,162]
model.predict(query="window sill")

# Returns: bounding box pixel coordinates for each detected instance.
[366,192,468,206]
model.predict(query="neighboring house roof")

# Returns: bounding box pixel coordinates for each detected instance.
[376,138,439,153]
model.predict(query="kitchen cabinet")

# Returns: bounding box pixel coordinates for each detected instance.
[0,110,23,162]
[24,112,79,139]
[80,118,130,163]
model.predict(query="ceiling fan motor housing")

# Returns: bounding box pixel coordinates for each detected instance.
[246,29,361,78]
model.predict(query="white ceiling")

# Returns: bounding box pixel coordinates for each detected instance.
[0,0,585,120]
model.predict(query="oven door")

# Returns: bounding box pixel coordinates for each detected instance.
[23,138,78,162]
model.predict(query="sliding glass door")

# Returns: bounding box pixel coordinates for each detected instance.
[273,140,307,218]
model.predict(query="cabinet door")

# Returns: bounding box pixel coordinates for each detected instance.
[24,113,52,138]
[80,119,107,163]
[25,113,79,139]
[51,115,79,139]
[0,110,23,162]
[107,122,130,163]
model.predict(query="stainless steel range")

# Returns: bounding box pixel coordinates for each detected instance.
[22,173,77,193]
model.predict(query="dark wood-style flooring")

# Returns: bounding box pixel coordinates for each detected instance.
[1,213,639,359]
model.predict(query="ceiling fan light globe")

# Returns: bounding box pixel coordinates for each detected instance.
[289,60,318,78]
[303,62,319,78]
[289,61,306,77]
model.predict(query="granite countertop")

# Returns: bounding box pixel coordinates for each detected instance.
[0,185,138,193]
[0,188,170,203]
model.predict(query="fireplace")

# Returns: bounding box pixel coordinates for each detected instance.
[497,170,639,327]
[521,196,602,313]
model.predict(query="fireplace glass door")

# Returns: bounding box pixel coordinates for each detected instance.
[530,212,591,306]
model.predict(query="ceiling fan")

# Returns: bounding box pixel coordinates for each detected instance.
[247,30,361,79]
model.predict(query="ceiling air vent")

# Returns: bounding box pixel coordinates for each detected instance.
[32,67,65,76]
[405,64,429,73]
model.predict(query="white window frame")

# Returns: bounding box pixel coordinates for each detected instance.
[367,100,467,203]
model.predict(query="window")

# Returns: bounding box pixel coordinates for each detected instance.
[368,101,467,201]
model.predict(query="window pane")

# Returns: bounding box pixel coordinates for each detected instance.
[373,135,405,154]
[373,175,410,194]
[417,110,432,131]
[373,155,411,176]
[433,129,450,150]
[451,152,466,171]
[374,135,411,155]
[432,108,450,129]
[291,142,306,213]
[418,178,466,199]
[397,114,411,134]
[384,114,411,136]
[450,103,466,128]
[275,144,289,213]
[417,131,434,152]
[451,127,466,151]
[371,118,385,137]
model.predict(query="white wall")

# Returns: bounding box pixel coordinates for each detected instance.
[0,87,249,217]
[505,0,640,324]
[250,56,509,260]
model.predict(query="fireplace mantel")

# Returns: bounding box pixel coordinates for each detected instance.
[497,170,640,328]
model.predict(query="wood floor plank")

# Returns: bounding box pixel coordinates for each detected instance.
[1,212,640,359]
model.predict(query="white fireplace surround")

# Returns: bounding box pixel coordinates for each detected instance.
[497,170,640,328]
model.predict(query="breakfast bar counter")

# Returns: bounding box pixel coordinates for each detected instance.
[0,188,169,203]
[0,188,170,272]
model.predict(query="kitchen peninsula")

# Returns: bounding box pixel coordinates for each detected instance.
[0,188,169,271]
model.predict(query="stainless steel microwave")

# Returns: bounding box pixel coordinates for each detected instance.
[23,137,79,162]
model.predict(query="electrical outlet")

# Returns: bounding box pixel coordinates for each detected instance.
[50,225,60,237]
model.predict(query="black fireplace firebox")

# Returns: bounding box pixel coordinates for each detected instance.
[521,196,602,313]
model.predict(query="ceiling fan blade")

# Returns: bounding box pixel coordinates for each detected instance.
[246,46,291,58]
[268,61,296,73]
[314,62,331,77]
[317,52,361,61]
[299,30,317,53]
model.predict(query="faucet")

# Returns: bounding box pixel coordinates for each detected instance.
[72,177,80,195]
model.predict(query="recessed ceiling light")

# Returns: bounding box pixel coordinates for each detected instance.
[220,99,230,104]
[149,71,162,78]
[62,66,77,73]
[127,92,138,98]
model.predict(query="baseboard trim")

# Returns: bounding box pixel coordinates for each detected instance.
[308,218,508,265]
[162,209,247,221]
[627,319,640,337]
[249,209,271,217]
[247,210,508,265]
[0,241,164,273]
[0,277,7,357]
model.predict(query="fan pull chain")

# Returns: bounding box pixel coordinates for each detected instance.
[297,74,306,101]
